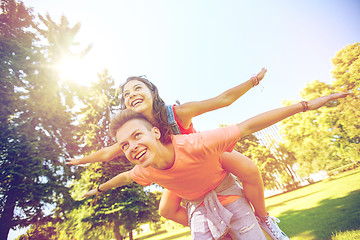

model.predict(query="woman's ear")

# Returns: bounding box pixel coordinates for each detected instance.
[152,127,161,140]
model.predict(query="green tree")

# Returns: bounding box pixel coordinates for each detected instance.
[280,43,359,178]
[254,126,300,189]
[280,79,350,177]
[274,143,300,189]
[233,134,280,189]
[331,42,360,164]
[0,1,88,238]
[0,1,49,237]
[16,219,59,240]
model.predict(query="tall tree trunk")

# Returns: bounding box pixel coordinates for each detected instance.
[0,187,17,239]
[129,229,133,240]
[285,164,296,183]
[113,220,123,240]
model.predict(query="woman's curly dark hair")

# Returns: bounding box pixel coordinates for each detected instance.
[118,76,172,143]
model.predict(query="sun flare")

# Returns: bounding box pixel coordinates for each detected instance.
[56,56,94,86]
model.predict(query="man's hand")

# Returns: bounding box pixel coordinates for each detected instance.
[82,189,98,199]
[66,158,83,166]
[307,92,349,111]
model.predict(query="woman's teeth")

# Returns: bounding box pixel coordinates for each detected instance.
[132,99,142,107]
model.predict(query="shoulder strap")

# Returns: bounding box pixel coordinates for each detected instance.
[165,105,181,135]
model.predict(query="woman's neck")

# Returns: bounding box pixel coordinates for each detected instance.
[142,110,158,126]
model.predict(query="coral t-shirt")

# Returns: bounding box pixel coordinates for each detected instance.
[129,125,240,201]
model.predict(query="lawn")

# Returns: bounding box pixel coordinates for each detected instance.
[265,168,360,240]
[135,168,360,240]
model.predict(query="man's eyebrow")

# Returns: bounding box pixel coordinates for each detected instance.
[118,138,127,146]
[118,129,142,145]
[130,129,141,137]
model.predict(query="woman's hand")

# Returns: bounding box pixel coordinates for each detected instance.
[256,67,267,82]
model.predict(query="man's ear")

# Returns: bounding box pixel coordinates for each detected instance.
[152,127,161,140]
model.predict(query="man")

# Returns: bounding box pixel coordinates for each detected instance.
[83,92,347,239]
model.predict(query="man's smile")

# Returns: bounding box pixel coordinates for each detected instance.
[135,148,147,162]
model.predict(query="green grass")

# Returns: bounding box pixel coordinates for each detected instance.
[331,230,360,240]
[266,168,360,240]
[135,168,360,240]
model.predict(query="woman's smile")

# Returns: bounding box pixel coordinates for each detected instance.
[123,80,154,114]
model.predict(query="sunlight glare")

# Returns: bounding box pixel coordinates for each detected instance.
[56,56,94,86]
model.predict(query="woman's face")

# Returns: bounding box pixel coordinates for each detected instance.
[122,80,154,117]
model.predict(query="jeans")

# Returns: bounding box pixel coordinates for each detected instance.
[190,197,266,240]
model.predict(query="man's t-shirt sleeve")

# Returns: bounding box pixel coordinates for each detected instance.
[129,166,152,186]
[199,125,241,154]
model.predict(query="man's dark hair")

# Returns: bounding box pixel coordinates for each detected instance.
[110,109,171,143]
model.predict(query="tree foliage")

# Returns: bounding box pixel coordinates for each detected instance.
[279,43,359,177]
[17,219,58,240]
[233,134,279,189]
[4,2,160,239]
[331,42,360,163]
[0,0,87,238]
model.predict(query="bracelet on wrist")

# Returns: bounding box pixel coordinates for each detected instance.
[97,185,103,193]
[300,101,309,112]
[251,76,260,87]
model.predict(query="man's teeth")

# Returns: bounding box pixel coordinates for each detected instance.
[136,149,146,160]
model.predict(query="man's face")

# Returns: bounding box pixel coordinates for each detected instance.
[116,119,160,168]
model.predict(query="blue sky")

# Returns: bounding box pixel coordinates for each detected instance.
[22,0,360,131]
[9,0,360,238]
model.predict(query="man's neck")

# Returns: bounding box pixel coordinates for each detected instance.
[150,142,175,170]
